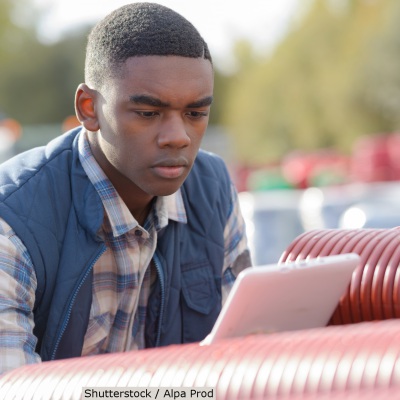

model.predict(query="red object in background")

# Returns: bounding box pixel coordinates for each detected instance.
[234,133,400,192]
[386,133,400,180]
[0,118,22,140]
[233,164,254,192]
[62,115,81,133]
[281,149,349,189]
[351,133,400,182]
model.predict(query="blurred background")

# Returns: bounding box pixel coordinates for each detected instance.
[2,0,400,265]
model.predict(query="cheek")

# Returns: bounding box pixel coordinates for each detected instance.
[98,100,123,136]
[112,140,148,171]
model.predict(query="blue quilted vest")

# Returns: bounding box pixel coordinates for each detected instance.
[0,128,231,361]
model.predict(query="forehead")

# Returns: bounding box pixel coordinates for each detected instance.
[107,56,214,102]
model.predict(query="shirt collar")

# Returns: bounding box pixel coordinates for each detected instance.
[77,129,187,237]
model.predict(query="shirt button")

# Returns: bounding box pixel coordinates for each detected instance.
[135,229,143,237]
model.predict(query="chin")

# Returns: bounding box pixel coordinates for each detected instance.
[154,186,182,197]
[152,180,184,196]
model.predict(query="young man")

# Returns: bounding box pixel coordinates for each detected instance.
[0,2,251,374]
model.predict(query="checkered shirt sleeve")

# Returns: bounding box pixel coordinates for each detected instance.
[0,219,41,374]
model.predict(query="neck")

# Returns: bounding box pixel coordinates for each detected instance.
[109,177,155,226]
[86,135,155,225]
[128,196,155,226]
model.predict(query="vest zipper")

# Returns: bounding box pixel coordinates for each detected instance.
[153,252,165,347]
[50,244,106,360]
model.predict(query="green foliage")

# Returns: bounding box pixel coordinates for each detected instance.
[355,1,400,131]
[0,1,88,124]
[0,32,87,123]
[208,69,230,126]
[221,0,399,164]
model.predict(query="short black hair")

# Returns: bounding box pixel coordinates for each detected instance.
[85,2,212,88]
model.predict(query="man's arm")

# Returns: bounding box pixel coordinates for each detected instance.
[221,182,252,303]
[0,220,41,374]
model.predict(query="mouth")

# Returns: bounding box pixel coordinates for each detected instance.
[151,157,189,179]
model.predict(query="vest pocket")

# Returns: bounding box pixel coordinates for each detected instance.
[181,259,218,315]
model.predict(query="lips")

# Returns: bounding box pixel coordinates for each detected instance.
[151,157,189,179]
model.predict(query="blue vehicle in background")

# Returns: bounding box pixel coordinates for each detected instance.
[239,181,400,266]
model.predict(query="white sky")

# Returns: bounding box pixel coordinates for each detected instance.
[31,0,302,69]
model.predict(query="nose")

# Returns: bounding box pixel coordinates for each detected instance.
[157,114,191,149]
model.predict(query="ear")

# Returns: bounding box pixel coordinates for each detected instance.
[75,83,100,132]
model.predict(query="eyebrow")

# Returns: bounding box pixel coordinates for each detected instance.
[187,96,213,108]
[129,94,213,108]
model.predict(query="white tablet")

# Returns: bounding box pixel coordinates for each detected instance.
[202,253,360,345]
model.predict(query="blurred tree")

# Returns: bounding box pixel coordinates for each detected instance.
[207,68,230,126]
[222,0,395,164]
[0,0,33,59]
[355,1,400,132]
[0,31,88,124]
[0,0,88,124]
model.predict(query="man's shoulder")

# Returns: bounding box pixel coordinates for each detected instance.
[0,128,81,196]
[195,148,226,165]
[183,149,231,204]
[192,149,229,179]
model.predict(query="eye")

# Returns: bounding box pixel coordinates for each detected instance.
[136,111,159,118]
[187,111,209,119]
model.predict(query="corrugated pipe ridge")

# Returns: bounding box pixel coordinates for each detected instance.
[1,320,400,399]
[279,227,400,324]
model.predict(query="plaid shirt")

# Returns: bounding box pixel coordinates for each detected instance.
[0,130,250,374]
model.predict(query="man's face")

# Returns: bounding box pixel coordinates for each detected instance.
[89,55,214,199]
